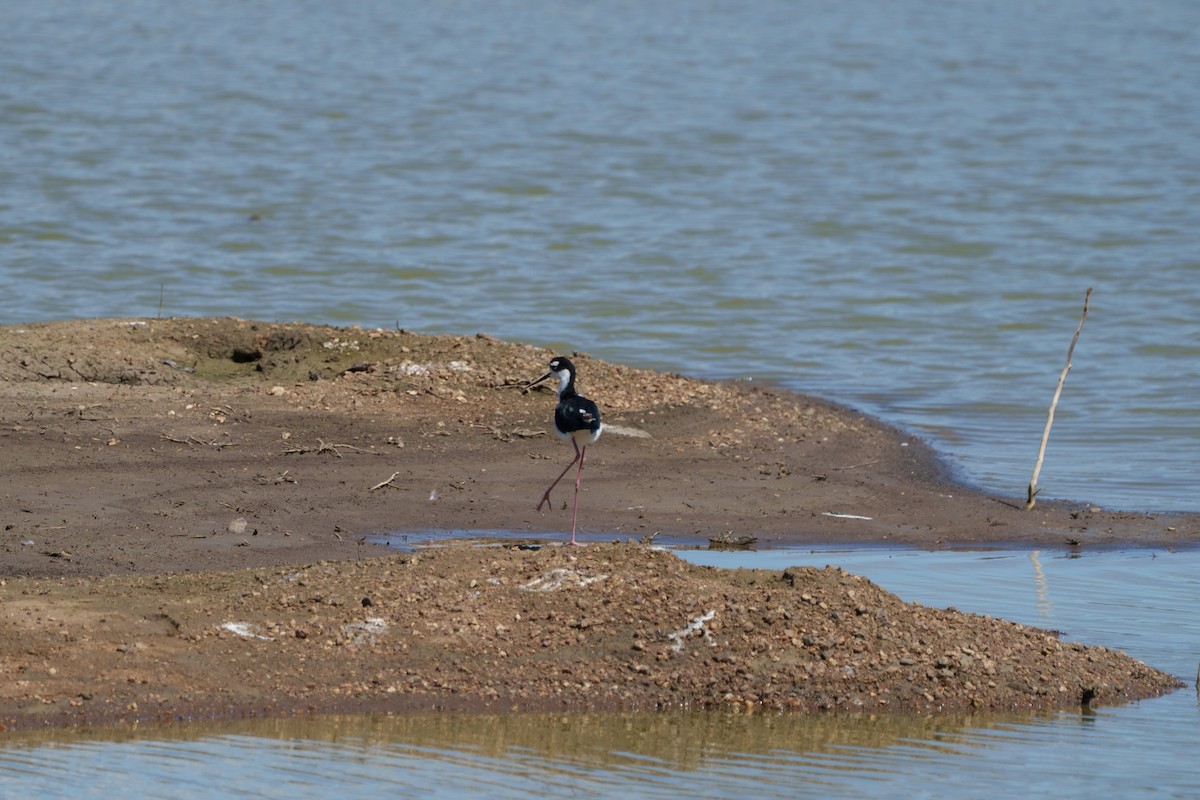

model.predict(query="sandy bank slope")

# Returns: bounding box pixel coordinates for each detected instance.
[0,544,1181,730]
[0,317,1191,584]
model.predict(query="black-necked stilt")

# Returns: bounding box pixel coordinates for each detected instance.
[527,356,603,546]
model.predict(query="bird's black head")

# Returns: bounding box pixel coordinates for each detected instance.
[528,356,579,397]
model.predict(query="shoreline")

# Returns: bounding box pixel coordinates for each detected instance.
[0,317,1191,731]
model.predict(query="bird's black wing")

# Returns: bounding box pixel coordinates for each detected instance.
[556,395,602,434]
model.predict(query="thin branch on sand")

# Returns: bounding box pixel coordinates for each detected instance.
[830,459,879,471]
[470,424,545,442]
[1026,287,1092,509]
[369,471,402,491]
[161,433,239,449]
[282,439,379,458]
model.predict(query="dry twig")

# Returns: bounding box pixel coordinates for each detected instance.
[830,459,879,471]
[708,531,757,548]
[369,471,402,491]
[255,471,298,485]
[161,434,238,449]
[282,439,379,458]
[1026,288,1092,509]
[470,424,545,442]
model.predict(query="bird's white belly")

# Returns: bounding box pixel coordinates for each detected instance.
[558,423,603,446]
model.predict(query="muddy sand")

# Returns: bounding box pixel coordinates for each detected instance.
[0,318,1190,730]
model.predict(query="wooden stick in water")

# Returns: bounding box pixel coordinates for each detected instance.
[1026,288,1092,510]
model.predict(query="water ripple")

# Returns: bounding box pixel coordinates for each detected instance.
[1,1,1198,511]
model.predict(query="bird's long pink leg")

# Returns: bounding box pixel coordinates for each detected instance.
[569,446,587,546]
[537,440,581,511]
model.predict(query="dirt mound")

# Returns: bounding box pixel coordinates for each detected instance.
[0,544,1180,731]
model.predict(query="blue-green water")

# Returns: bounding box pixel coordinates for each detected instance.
[2,0,1198,512]
[1,545,1197,798]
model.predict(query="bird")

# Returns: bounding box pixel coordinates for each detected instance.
[527,356,603,546]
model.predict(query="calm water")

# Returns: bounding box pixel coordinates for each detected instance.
[2,544,1198,798]
[2,1,1198,511]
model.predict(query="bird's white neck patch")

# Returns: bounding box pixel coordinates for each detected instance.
[555,368,573,395]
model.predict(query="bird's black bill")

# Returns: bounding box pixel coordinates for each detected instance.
[525,371,554,392]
